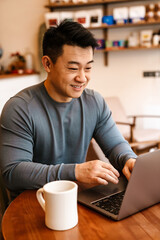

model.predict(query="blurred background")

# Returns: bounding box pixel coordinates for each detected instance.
[0,0,160,128]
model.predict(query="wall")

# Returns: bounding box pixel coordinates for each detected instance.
[0,0,160,128]
[0,74,40,113]
[89,0,160,129]
[90,49,160,129]
[0,0,48,71]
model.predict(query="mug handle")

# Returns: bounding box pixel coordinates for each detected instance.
[36,188,45,211]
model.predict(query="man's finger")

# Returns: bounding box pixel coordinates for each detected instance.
[98,170,119,184]
[101,162,120,177]
[122,166,131,180]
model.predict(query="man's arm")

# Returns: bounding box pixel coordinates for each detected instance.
[75,92,137,185]
[0,122,76,192]
[0,98,76,195]
[92,93,137,172]
[75,93,137,186]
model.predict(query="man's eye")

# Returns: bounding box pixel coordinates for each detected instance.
[85,67,92,71]
[68,68,78,71]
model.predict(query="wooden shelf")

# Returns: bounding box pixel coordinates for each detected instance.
[45,0,160,65]
[45,0,105,9]
[88,21,160,30]
[107,46,160,52]
[95,45,160,53]
[107,21,160,29]
[0,73,39,80]
[45,0,151,10]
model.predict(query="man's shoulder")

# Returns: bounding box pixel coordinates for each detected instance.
[81,88,104,105]
[7,81,44,106]
[14,81,44,102]
[80,89,109,121]
[1,82,44,116]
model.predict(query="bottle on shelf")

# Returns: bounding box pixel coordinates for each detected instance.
[25,49,34,74]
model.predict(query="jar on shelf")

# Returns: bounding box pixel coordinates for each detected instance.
[146,3,155,12]
[152,32,160,46]
[128,32,139,47]
[145,3,156,22]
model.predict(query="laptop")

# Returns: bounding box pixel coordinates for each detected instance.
[78,149,160,220]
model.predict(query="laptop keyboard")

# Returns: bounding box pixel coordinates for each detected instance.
[91,191,125,216]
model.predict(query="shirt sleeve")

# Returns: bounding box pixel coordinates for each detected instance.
[93,92,137,170]
[0,97,76,196]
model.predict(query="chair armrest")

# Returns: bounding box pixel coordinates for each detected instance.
[128,115,160,119]
[128,115,160,129]
[127,115,160,142]
[130,140,160,148]
[116,121,135,127]
[115,121,135,142]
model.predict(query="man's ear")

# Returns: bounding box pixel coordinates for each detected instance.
[42,56,52,72]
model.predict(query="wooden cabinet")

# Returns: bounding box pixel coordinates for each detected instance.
[45,0,160,65]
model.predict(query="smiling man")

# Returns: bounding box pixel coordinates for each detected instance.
[0,20,137,199]
[43,45,93,102]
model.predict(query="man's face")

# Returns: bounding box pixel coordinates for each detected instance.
[45,44,94,103]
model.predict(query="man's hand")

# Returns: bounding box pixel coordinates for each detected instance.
[75,160,120,185]
[122,158,136,180]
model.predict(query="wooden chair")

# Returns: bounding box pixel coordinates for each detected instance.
[105,96,160,153]
[86,139,109,163]
[0,173,10,240]
[0,174,9,214]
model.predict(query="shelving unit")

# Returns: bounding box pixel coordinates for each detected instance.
[45,0,160,65]
[45,0,153,10]
[87,20,160,29]
[96,45,160,52]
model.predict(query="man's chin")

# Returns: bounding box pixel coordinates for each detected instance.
[72,91,84,99]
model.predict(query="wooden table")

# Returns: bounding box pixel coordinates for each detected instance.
[2,190,160,240]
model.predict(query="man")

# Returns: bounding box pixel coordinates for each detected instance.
[0,20,137,199]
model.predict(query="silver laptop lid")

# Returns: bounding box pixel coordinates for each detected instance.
[118,149,160,220]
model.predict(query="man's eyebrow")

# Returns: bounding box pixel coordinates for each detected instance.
[67,60,94,65]
[87,60,94,64]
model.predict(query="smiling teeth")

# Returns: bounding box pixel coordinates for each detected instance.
[72,85,82,88]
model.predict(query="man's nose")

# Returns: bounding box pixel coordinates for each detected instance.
[76,71,87,82]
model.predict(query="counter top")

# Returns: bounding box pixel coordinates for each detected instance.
[0,73,39,79]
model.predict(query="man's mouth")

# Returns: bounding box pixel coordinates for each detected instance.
[70,84,84,89]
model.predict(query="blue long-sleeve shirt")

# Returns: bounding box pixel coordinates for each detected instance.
[0,81,137,197]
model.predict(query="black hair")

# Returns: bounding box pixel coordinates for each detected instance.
[42,20,98,64]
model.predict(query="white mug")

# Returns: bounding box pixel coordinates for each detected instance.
[36,180,78,231]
